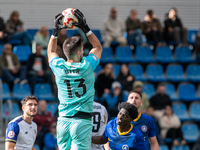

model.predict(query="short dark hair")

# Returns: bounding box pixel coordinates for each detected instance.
[147,9,153,16]
[21,96,38,105]
[63,36,82,59]
[118,102,138,120]
[128,90,142,99]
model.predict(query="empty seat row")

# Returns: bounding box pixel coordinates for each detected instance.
[2,83,56,102]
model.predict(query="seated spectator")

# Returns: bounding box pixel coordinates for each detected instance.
[34,100,55,150]
[5,11,32,45]
[159,105,187,146]
[133,81,149,114]
[57,29,67,48]
[103,7,127,47]
[95,63,114,98]
[194,26,200,63]
[126,9,144,46]
[43,122,58,150]
[150,83,172,119]
[143,9,164,46]
[164,8,187,45]
[0,14,8,43]
[117,64,135,92]
[34,26,49,49]
[27,44,53,93]
[0,43,27,86]
[105,81,123,118]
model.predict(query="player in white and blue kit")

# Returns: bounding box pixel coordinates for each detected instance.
[48,9,102,150]
[127,91,159,150]
[5,96,38,150]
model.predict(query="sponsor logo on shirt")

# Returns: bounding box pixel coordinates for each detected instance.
[122,145,129,150]
[141,125,147,132]
[92,55,97,61]
[8,131,15,138]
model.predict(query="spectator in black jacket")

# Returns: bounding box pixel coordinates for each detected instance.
[194,27,200,62]
[150,83,172,119]
[0,15,8,43]
[27,44,53,93]
[164,8,187,45]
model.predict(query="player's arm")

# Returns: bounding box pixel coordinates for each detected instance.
[32,147,36,150]
[5,142,15,150]
[47,13,66,63]
[92,135,108,144]
[73,9,102,60]
[149,136,159,150]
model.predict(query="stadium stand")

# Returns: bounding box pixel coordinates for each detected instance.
[115,46,135,63]
[181,124,199,143]
[13,45,32,63]
[12,83,32,101]
[135,46,156,63]
[159,145,169,150]
[128,64,147,81]
[186,64,200,82]
[142,83,155,99]
[46,103,58,117]
[2,103,20,119]
[146,64,166,82]
[0,45,4,56]
[113,64,121,79]
[164,83,179,101]
[101,47,116,63]
[2,83,13,101]
[187,29,198,45]
[175,46,196,63]
[189,102,200,122]
[26,29,39,41]
[155,46,176,63]
[172,103,191,122]
[172,145,190,150]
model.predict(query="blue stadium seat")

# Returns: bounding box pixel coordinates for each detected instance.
[115,46,135,63]
[187,29,198,44]
[9,39,22,45]
[182,124,199,143]
[34,83,55,101]
[92,29,103,43]
[146,64,166,82]
[164,83,179,101]
[159,145,169,150]
[2,83,13,101]
[48,29,53,36]
[172,145,190,150]
[13,45,32,63]
[113,64,121,79]
[178,83,199,102]
[67,29,78,37]
[101,47,116,63]
[2,103,21,119]
[175,46,196,63]
[0,45,4,56]
[13,84,32,101]
[128,64,147,81]
[143,83,155,99]
[46,103,58,116]
[166,64,187,82]
[155,46,176,63]
[33,144,40,150]
[186,64,200,82]
[26,29,39,40]
[189,102,200,122]
[123,91,129,102]
[135,46,156,63]
[94,65,102,75]
[172,103,191,121]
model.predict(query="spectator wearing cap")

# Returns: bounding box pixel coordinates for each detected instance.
[105,81,124,118]
[43,122,58,150]
[133,81,149,114]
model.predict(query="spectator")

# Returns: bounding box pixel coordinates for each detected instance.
[159,105,186,146]
[126,9,144,46]
[0,43,27,86]
[57,29,67,48]
[105,81,123,118]
[5,11,32,45]
[164,8,187,46]
[43,122,58,150]
[103,7,127,47]
[117,64,135,92]
[34,26,49,49]
[34,100,55,150]
[95,63,114,98]
[27,44,53,93]
[0,14,8,42]
[133,81,149,114]
[194,26,200,62]
[143,9,163,46]
[150,83,172,119]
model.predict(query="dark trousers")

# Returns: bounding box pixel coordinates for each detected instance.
[145,30,163,44]
[166,127,183,140]
[168,27,188,44]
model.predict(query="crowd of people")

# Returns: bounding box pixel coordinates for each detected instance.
[1,7,200,150]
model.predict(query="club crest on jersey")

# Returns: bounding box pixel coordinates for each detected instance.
[122,145,129,150]
[141,125,147,132]
[8,131,15,138]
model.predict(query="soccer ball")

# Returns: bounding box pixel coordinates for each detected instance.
[60,8,78,29]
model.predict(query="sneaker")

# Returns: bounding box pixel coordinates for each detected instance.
[20,79,28,85]
[14,78,20,84]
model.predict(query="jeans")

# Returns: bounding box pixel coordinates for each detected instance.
[127,29,143,46]
[2,66,27,83]
[11,31,32,45]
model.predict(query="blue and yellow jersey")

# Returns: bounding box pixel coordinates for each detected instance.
[131,113,156,149]
[103,118,147,150]
[50,54,99,117]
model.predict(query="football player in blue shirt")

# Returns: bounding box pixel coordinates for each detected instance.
[47,9,102,150]
[92,102,147,150]
[127,90,159,150]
